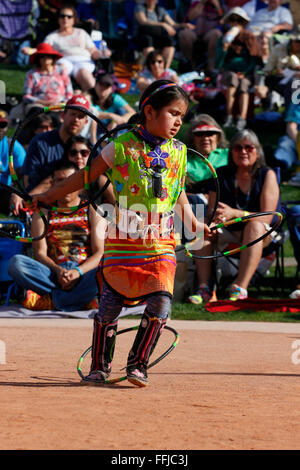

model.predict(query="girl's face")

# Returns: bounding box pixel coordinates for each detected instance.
[150,55,165,78]
[96,82,113,101]
[39,55,54,69]
[232,138,258,169]
[193,129,219,156]
[145,98,188,140]
[68,143,90,169]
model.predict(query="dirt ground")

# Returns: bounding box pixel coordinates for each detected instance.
[1,317,300,451]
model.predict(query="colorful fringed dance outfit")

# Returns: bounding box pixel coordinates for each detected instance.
[83,127,187,387]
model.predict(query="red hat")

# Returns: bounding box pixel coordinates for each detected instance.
[30,42,63,64]
[0,109,9,123]
[192,124,221,134]
[66,95,90,111]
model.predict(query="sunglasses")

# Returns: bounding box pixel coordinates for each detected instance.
[59,14,74,19]
[69,148,90,157]
[0,121,8,128]
[194,131,218,137]
[151,59,164,64]
[233,144,256,152]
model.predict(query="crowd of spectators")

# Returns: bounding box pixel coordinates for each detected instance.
[0,0,300,307]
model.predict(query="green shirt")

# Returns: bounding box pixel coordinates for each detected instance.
[186,148,228,186]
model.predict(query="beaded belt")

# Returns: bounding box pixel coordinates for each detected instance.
[116,206,174,245]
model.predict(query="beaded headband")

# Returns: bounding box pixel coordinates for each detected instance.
[139,82,178,110]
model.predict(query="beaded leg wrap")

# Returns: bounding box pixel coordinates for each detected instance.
[82,318,118,385]
[126,310,167,387]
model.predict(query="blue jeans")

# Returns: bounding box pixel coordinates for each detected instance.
[274,135,298,169]
[8,255,99,312]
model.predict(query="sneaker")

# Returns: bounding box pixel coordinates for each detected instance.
[81,369,109,386]
[22,290,54,310]
[235,117,247,131]
[228,284,248,301]
[127,364,148,387]
[187,284,217,304]
[223,115,234,128]
[22,290,40,309]
[287,173,300,187]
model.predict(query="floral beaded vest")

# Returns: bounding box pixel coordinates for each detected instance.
[110,130,187,214]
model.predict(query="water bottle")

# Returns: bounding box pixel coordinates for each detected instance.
[224,26,240,44]
[257,252,276,276]
[91,30,103,50]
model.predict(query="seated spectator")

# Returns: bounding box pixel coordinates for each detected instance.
[90,73,136,144]
[23,4,112,91]
[24,42,73,109]
[9,42,73,123]
[133,0,195,69]
[184,113,229,213]
[215,7,260,131]
[273,100,300,185]
[15,113,55,150]
[0,0,40,67]
[8,160,106,311]
[248,0,293,35]
[29,135,93,194]
[136,49,180,94]
[263,25,300,109]
[31,134,115,205]
[242,0,268,21]
[178,0,224,72]
[187,129,280,303]
[10,95,90,216]
[0,109,26,215]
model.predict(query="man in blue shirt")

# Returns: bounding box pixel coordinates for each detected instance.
[0,109,26,214]
[10,95,90,215]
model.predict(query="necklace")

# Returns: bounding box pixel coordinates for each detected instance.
[234,176,251,210]
[135,125,171,198]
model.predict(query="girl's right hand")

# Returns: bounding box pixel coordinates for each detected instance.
[10,193,24,216]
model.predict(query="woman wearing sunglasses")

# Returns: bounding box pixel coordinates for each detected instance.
[185,113,229,200]
[23,5,111,91]
[136,49,180,95]
[188,129,280,303]
[28,136,114,206]
[64,136,115,206]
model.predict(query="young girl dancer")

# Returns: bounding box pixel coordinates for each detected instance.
[33,79,210,387]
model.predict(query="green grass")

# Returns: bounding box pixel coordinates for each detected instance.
[0,64,28,101]
[170,303,300,322]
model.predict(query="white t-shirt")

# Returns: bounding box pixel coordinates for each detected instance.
[45,28,95,58]
[242,0,268,21]
[248,5,293,32]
